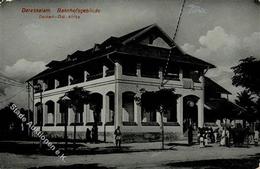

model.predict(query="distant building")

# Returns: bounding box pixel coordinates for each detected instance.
[27,24,231,142]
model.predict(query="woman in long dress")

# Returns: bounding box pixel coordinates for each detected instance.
[220,127,226,146]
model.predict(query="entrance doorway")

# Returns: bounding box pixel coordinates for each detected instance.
[183,95,199,134]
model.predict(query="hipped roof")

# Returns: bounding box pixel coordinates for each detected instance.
[28,24,215,81]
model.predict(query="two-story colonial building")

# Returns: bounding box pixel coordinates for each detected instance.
[28,24,229,142]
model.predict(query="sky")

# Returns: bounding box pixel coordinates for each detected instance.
[0,0,259,108]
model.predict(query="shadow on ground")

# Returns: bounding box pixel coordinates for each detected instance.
[0,141,176,156]
[166,155,260,169]
[28,163,115,169]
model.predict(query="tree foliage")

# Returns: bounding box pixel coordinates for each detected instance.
[235,90,256,121]
[137,88,180,113]
[65,86,91,109]
[232,56,260,96]
[235,90,255,109]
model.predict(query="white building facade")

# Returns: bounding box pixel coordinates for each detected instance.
[28,24,216,142]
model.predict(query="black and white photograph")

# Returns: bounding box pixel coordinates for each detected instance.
[0,0,260,168]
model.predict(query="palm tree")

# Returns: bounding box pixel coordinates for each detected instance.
[235,90,255,123]
[59,86,90,151]
[135,88,180,149]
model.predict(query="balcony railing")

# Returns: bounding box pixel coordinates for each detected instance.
[87,73,103,81]
[141,74,159,79]
[106,70,115,76]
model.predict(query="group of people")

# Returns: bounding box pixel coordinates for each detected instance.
[197,127,217,148]
[85,125,122,148]
[197,124,259,148]
[85,125,98,143]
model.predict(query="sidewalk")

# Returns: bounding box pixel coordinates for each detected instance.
[68,140,191,154]
[1,140,260,169]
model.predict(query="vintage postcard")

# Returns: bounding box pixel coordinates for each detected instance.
[0,0,260,168]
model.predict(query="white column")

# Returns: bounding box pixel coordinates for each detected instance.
[55,102,60,125]
[156,111,161,125]
[86,104,92,122]
[115,61,122,79]
[84,71,89,82]
[54,79,59,88]
[177,96,183,127]
[134,99,141,126]
[34,106,37,124]
[158,67,163,80]
[136,63,141,77]
[42,104,46,126]
[102,94,109,125]
[68,107,73,125]
[54,102,57,125]
[115,90,122,128]
[115,61,123,128]
[103,65,108,77]
[106,96,110,122]
[43,82,48,91]
[197,99,204,128]
[89,109,94,122]
[83,104,87,125]
[68,75,73,85]
[179,68,183,82]
[198,76,205,127]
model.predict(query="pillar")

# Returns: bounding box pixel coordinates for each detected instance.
[197,99,204,128]
[86,104,92,122]
[136,63,141,77]
[102,94,109,125]
[34,106,37,124]
[54,102,57,125]
[158,67,163,80]
[89,109,94,122]
[103,65,108,77]
[115,90,122,128]
[105,96,110,122]
[83,104,87,125]
[115,61,123,128]
[115,61,122,79]
[198,76,205,128]
[84,71,89,82]
[42,104,46,126]
[55,102,60,125]
[54,79,59,89]
[177,96,183,127]
[134,99,141,126]
[68,107,73,125]
[68,75,73,85]
[43,82,48,91]
[156,111,162,125]
[179,68,183,82]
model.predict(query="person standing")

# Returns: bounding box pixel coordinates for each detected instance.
[213,128,219,143]
[114,126,122,148]
[188,124,193,145]
[220,127,226,146]
[86,128,92,143]
[254,130,259,146]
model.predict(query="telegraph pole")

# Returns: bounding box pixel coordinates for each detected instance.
[38,84,43,150]
[27,82,43,150]
[27,83,31,137]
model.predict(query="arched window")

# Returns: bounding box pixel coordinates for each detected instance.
[45,100,54,124]
[122,92,135,122]
[76,103,84,123]
[183,95,199,133]
[35,102,42,125]
[90,93,103,122]
[106,92,115,123]
[59,102,68,124]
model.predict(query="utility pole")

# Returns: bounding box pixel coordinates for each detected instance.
[27,84,31,137]
[28,82,43,150]
[37,83,43,150]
